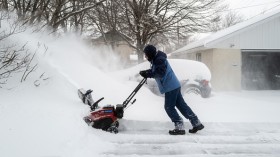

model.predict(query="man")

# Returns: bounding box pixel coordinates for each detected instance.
[139,45,204,135]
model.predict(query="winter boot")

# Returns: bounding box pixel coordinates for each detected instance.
[169,121,185,135]
[189,124,204,133]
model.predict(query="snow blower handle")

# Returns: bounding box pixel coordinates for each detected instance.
[91,97,104,111]
[122,78,147,108]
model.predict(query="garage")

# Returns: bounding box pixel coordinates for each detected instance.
[171,10,280,91]
[242,50,280,90]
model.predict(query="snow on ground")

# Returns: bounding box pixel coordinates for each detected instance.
[1,16,280,157]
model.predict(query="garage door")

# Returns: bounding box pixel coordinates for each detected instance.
[242,50,280,90]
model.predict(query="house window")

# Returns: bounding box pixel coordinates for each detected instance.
[196,53,201,62]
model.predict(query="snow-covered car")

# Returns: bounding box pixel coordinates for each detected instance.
[128,59,212,98]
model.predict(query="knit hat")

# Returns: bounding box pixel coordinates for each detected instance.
[143,45,157,61]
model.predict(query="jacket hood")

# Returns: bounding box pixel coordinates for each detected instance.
[153,51,167,61]
[143,45,157,61]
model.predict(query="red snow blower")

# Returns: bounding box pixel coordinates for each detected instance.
[78,78,146,133]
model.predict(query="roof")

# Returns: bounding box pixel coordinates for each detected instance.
[94,30,133,42]
[172,9,280,55]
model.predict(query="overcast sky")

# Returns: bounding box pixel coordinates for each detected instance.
[224,0,280,19]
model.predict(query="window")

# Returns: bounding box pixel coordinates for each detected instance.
[196,53,201,62]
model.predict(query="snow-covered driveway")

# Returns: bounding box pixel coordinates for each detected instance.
[99,121,280,157]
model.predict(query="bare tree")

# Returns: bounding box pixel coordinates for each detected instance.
[128,0,223,62]
[0,12,37,87]
[209,11,244,32]
[3,0,106,32]
[222,11,244,28]
[1,0,226,63]
[86,0,122,47]
[89,0,223,62]
[45,0,106,31]
[0,0,8,10]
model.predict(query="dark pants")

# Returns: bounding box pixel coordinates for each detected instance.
[164,87,201,127]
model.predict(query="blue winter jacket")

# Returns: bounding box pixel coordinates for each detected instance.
[146,51,181,94]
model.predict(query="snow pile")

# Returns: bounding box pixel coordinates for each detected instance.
[0,14,118,157]
[0,72,112,157]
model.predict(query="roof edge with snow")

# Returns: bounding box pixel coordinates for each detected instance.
[171,9,280,55]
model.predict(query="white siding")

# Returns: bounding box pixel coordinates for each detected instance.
[207,16,280,49]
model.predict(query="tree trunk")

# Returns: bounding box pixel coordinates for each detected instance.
[137,42,145,63]
[1,0,8,10]
[136,50,143,63]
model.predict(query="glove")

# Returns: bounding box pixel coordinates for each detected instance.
[139,70,149,78]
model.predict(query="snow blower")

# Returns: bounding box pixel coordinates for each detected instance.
[78,78,147,133]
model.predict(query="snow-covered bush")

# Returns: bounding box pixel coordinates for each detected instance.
[0,12,39,88]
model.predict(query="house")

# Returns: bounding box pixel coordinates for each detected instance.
[170,9,280,91]
[92,30,134,64]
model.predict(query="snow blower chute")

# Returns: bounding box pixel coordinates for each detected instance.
[78,78,147,133]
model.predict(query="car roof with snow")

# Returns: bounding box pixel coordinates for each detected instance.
[118,59,211,81]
